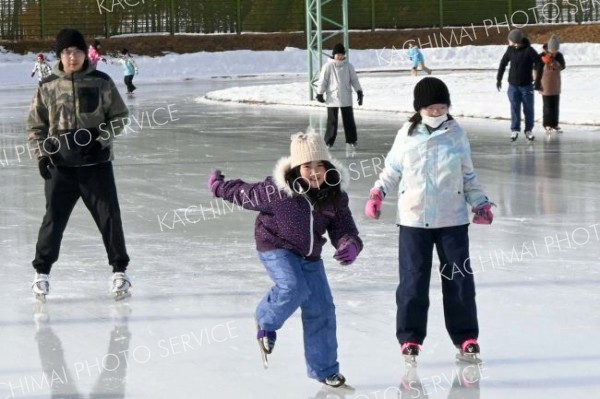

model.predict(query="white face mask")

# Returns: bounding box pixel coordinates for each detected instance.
[421,113,448,129]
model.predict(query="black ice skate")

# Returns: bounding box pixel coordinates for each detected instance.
[256,326,276,369]
[32,273,49,302]
[456,338,482,364]
[111,272,131,300]
[401,342,420,367]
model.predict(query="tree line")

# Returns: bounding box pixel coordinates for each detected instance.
[1,0,597,39]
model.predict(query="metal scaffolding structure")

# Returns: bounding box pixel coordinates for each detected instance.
[305,0,348,100]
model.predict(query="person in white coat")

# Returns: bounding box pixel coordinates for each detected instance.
[315,43,363,152]
[364,77,494,365]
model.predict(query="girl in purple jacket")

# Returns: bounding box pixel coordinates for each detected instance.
[208,132,362,390]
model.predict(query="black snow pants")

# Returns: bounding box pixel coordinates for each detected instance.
[324,106,358,147]
[396,224,478,347]
[542,95,560,129]
[32,162,129,274]
[124,75,136,93]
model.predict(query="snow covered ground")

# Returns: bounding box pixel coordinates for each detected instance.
[0,43,599,399]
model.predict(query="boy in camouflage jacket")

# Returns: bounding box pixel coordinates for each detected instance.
[27,28,131,299]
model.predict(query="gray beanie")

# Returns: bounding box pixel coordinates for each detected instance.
[507,29,524,44]
[548,34,560,52]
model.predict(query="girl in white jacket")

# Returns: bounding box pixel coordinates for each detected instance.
[315,43,363,152]
[365,77,494,366]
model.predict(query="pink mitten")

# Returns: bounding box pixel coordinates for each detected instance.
[365,188,383,219]
[472,203,494,225]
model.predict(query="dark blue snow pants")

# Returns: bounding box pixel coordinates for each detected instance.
[396,224,479,347]
[507,83,535,132]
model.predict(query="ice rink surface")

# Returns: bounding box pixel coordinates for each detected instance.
[1,75,599,399]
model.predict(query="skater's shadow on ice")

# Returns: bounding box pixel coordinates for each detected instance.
[311,385,352,399]
[398,363,481,399]
[33,302,132,398]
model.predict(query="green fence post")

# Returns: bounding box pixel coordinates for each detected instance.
[439,0,444,28]
[371,0,375,32]
[237,0,242,34]
[170,0,175,35]
[39,0,45,38]
[104,8,109,38]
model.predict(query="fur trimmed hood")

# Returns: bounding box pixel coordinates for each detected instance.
[271,156,350,197]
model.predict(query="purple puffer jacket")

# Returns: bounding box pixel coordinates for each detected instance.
[214,157,363,261]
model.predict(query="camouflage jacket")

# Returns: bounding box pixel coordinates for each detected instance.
[26,59,128,167]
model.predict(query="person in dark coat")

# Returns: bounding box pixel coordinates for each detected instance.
[539,34,566,133]
[496,28,544,142]
[207,131,362,389]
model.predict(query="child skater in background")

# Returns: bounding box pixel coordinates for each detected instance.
[88,39,107,68]
[364,77,493,367]
[407,41,432,76]
[114,48,139,94]
[31,53,52,82]
[208,131,362,390]
[539,34,566,133]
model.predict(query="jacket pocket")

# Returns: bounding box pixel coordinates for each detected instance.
[78,87,100,113]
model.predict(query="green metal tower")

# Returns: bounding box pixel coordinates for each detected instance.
[305,0,349,100]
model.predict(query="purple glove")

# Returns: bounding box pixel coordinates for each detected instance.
[365,188,383,219]
[472,203,494,225]
[334,239,359,266]
[207,169,224,196]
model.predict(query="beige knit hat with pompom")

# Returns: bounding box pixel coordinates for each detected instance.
[289,131,331,168]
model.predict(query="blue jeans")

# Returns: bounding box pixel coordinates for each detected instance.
[507,84,535,132]
[256,249,338,381]
[396,225,478,346]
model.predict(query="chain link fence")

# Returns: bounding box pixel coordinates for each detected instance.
[1,0,599,40]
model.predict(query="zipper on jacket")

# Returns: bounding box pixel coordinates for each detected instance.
[71,74,78,129]
[303,196,315,257]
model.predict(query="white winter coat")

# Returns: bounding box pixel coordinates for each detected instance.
[373,118,488,228]
[316,59,362,107]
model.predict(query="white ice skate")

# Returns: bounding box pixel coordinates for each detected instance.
[111,272,131,300]
[32,273,49,302]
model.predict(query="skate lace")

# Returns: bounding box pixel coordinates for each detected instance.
[33,280,49,294]
[112,273,131,291]
[461,338,479,353]
[401,342,420,355]
[325,373,345,387]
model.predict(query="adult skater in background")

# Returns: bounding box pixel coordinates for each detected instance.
[315,43,363,154]
[207,132,362,390]
[30,53,52,82]
[407,41,432,76]
[496,28,543,142]
[364,77,493,367]
[539,34,566,133]
[88,39,107,68]
[27,28,131,301]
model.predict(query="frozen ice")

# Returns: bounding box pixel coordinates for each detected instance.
[1,73,600,399]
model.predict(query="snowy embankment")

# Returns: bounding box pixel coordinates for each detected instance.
[2,43,599,125]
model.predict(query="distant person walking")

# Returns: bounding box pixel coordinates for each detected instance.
[407,42,432,76]
[31,53,52,82]
[539,34,566,133]
[88,39,107,68]
[496,29,543,142]
[315,43,363,154]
